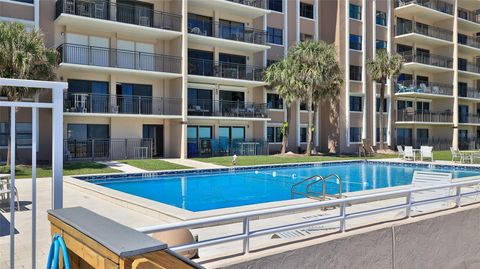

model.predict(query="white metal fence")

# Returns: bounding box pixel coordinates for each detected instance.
[137,176,480,255]
[0,78,66,269]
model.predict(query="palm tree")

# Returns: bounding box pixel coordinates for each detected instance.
[265,41,343,155]
[264,59,298,154]
[366,49,403,151]
[0,22,58,165]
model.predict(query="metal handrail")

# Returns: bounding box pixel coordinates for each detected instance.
[395,0,453,15]
[290,175,323,199]
[137,175,480,254]
[396,20,452,41]
[305,174,343,200]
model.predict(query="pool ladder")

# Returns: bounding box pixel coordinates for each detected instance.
[291,174,343,201]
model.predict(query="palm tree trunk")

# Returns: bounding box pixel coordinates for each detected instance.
[305,95,313,156]
[379,82,386,151]
[281,106,290,154]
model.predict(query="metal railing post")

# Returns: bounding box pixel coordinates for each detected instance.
[91,139,95,161]
[339,202,346,232]
[406,192,412,217]
[243,217,250,254]
[456,186,462,207]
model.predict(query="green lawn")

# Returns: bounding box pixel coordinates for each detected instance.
[193,154,397,167]
[0,162,119,179]
[120,159,191,171]
[433,151,452,161]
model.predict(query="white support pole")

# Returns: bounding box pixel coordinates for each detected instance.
[361,0,367,140]
[283,0,288,57]
[345,0,351,147]
[314,0,319,40]
[31,107,38,269]
[34,0,40,29]
[9,107,16,269]
[386,0,393,146]
[52,87,64,209]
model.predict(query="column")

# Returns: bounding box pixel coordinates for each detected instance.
[180,0,188,159]
[453,0,459,148]
[361,0,367,140]
[386,0,393,146]
[372,0,377,145]
[345,0,351,147]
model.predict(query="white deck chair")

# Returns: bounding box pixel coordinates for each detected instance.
[397,145,405,158]
[420,146,434,162]
[411,171,453,213]
[404,146,415,161]
[0,176,20,211]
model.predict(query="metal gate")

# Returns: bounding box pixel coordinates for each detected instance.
[0,78,66,269]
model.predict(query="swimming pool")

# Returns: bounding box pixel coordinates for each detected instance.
[85,161,480,212]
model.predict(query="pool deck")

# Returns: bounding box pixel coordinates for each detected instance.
[2,158,480,268]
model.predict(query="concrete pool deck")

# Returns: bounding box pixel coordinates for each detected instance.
[2,158,480,268]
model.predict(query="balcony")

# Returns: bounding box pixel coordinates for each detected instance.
[395,80,453,98]
[459,87,480,101]
[187,138,268,158]
[459,114,480,125]
[458,7,480,32]
[187,19,269,53]
[400,51,453,73]
[188,58,266,87]
[64,92,182,118]
[395,20,452,47]
[188,99,267,120]
[64,138,153,161]
[458,60,480,79]
[397,109,453,124]
[57,44,182,79]
[188,0,269,19]
[55,0,182,40]
[395,0,454,22]
[458,34,480,54]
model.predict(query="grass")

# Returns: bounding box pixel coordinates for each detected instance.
[0,162,119,179]
[194,153,397,167]
[433,150,452,161]
[120,159,191,171]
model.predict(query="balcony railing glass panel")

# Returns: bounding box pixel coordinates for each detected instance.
[188,58,264,81]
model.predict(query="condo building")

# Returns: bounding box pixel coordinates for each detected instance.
[1,0,480,162]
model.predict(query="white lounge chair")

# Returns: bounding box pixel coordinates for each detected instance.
[420,146,434,162]
[411,171,453,212]
[0,175,20,211]
[397,145,405,158]
[404,146,415,161]
[450,147,472,163]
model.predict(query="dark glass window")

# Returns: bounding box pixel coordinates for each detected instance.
[350,127,362,143]
[376,98,388,113]
[398,73,413,82]
[188,49,214,76]
[219,19,245,40]
[117,0,154,27]
[376,10,387,26]
[300,102,312,111]
[219,90,244,102]
[67,124,109,140]
[350,34,362,50]
[268,0,283,12]
[300,127,308,143]
[459,58,468,71]
[416,101,430,112]
[300,2,314,19]
[376,128,387,143]
[116,83,153,114]
[459,105,469,123]
[67,79,109,113]
[349,4,361,20]
[267,59,278,67]
[376,39,387,50]
[267,93,283,109]
[188,13,213,36]
[267,127,283,143]
[219,126,245,141]
[350,96,362,112]
[219,53,246,64]
[396,128,412,146]
[12,0,34,3]
[417,128,429,144]
[350,65,362,81]
[0,122,32,147]
[458,33,467,45]
[459,82,468,97]
[267,27,283,45]
[188,88,213,116]
[397,100,413,110]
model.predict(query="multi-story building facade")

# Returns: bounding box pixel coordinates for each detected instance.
[2,0,480,163]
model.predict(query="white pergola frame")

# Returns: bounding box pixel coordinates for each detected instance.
[0,78,66,269]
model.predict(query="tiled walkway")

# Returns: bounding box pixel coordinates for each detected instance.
[97,160,146,173]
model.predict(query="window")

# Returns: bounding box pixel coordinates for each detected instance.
[350,127,362,143]
[219,126,246,141]
[376,128,387,143]
[350,65,362,81]
[300,102,311,111]
[267,126,282,143]
[417,129,429,144]
[397,100,413,110]
[116,83,153,114]
[188,49,214,76]
[67,124,109,140]
[350,96,363,112]
[300,33,313,42]
[459,105,469,123]
[268,0,283,12]
[459,58,468,71]
[267,59,278,67]
[300,2,314,19]
[300,127,308,143]
[12,0,34,3]
[349,4,361,20]
[350,34,362,50]
[376,98,388,113]
[267,27,283,45]
[459,82,468,97]
[416,101,430,112]
[267,93,283,109]
[458,33,468,45]
[376,39,387,50]
[188,13,213,36]
[219,19,245,41]
[376,11,386,26]
[0,122,32,147]
[396,128,412,146]
[188,88,213,116]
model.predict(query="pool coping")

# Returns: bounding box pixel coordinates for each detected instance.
[65,159,480,222]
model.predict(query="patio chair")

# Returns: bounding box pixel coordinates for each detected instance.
[420,146,434,162]
[404,146,415,161]
[0,176,20,211]
[358,139,375,157]
[450,147,461,162]
[411,171,453,212]
[397,145,405,158]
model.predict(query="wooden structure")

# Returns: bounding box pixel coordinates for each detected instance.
[48,207,203,269]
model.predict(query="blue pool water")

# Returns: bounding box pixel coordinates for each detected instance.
[89,162,480,212]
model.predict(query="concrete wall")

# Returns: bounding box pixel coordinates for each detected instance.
[220,206,480,269]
